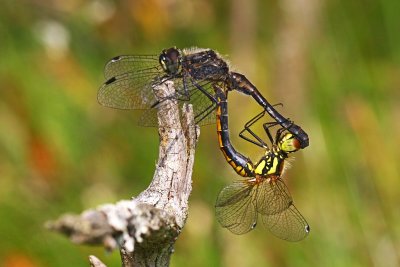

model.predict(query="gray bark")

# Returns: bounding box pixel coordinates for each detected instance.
[46,81,199,267]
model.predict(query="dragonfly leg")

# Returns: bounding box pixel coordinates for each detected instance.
[229,72,309,149]
[189,78,219,124]
[262,121,282,144]
[190,78,218,103]
[177,74,192,101]
[239,110,269,148]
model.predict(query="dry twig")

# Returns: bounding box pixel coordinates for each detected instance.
[47,81,199,267]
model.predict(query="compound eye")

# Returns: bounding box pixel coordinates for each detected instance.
[159,55,169,71]
[280,134,300,153]
[159,48,180,74]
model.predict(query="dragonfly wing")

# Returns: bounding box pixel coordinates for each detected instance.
[256,177,293,215]
[215,180,258,235]
[98,71,163,109]
[99,55,165,110]
[261,203,310,242]
[104,55,159,80]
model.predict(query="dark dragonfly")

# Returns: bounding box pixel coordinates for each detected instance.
[214,84,309,241]
[98,47,309,148]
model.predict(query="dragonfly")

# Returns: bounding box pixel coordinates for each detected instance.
[98,47,309,149]
[214,83,310,241]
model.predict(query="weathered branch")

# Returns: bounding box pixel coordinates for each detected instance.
[46,81,199,266]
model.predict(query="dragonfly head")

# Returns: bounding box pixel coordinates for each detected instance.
[278,133,301,154]
[159,47,181,75]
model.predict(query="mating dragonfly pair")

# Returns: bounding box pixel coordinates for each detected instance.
[98,47,310,241]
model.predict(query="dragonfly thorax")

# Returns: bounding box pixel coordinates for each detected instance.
[254,151,286,176]
[159,47,182,75]
[181,49,229,81]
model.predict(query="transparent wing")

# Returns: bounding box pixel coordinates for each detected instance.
[256,178,310,241]
[261,202,310,242]
[215,180,258,235]
[98,72,162,109]
[255,177,293,215]
[104,55,160,80]
[98,55,164,109]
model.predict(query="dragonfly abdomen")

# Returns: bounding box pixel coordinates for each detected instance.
[215,87,253,178]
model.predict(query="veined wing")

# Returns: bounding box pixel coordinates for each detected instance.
[261,201,310,242]
[216,177,310,241]
[104,55,160,80]
[98,63,164,110]
[215,180,258,235]
[255,176,293,216]
[255,177,310,241]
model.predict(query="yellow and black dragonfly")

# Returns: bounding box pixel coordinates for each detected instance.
[98,47,309,148]
[214,84,310,241]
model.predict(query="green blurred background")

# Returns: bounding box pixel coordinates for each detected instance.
[1,0,399,266]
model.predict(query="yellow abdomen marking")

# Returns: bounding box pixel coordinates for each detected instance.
[217,133,223,148]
